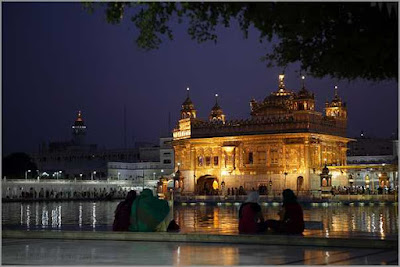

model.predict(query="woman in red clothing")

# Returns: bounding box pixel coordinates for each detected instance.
[238,191,265,234]
[265,189,304,234]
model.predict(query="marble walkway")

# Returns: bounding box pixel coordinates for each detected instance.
[2,238,398,265]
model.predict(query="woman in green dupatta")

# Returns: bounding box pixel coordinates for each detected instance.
[129,189,170,232]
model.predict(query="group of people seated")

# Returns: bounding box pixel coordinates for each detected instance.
[239,189,304,234]
[113,188,304,235]
[113,189,179,232]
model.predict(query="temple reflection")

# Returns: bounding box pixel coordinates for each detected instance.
[8,201,398,236]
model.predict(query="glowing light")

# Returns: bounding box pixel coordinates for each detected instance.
[215,93,218,97]
[212,180,218,190]
[279,74,285,81]
[301,75,305,80]
[186,87,189,91]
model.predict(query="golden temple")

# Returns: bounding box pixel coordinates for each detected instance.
[172,75,352,195]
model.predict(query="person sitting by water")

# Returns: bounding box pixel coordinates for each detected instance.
[113,190,137,231]
[129,189,170,232]
[265,189,304,234]
[238,191,265,234]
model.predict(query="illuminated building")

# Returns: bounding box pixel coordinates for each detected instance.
[32,111,162,180]
[172,75,352,194]
[107,137,174,188]
[344,133,398,190]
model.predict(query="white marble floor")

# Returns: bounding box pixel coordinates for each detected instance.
[2,239,398,265]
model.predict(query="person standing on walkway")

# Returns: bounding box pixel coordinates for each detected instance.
[238,191,265,234]
[113,190,137,231]
[265,189,304,234]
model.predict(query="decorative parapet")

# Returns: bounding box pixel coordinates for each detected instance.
[188,112,346,139]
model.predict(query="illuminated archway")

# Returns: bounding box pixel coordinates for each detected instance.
[196,175,219,195]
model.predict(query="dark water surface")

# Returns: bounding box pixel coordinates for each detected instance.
[2,201,398,238]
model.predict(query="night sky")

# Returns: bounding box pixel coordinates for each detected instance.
[3,3,398,156]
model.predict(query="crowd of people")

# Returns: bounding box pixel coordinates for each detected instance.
[5,187,127,200]
[330,185,396,196]
[226,184,270,196]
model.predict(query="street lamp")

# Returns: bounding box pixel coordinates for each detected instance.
[153,172,156,180]
[92,171,96,180]
[117,172,121,181]
[25,170,31,180]
[59,171,62,180]
[80,173,83,180]
[177,162,181,171]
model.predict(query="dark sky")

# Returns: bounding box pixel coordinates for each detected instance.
[3,3,398,155]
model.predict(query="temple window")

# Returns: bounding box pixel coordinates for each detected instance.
[198,156,203,167]
[205,156,211,166]
[270,148,278,164]
[258,151,266,164]
[248,152,254,164]
[213,156,219,166]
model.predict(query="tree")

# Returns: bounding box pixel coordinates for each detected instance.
[3,153,37,179]
[84,2,397,81]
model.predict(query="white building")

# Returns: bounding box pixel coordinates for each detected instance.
[108,137,174,188]
[346,135,398,189]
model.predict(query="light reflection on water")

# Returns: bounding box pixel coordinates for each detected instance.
[2,201,398,237]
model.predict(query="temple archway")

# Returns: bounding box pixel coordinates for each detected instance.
[196,175,219,195]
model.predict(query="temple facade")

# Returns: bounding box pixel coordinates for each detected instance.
[172,75,352,195]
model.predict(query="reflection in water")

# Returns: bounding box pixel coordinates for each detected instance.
[42,206,48,228]
[79,204,82,228]
[35,203,39,226]
[4,201,398,236]
[92,203,97,228]
[26,205,30,229]
[303,249,351,265]
[174,244,239,265]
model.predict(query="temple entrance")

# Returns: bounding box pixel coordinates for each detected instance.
[196,175,219,195]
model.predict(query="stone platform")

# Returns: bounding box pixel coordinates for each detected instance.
[2,237,398,265]
[2,230,398,250]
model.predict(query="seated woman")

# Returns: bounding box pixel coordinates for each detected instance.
[113,190,136,231]
[265,189,304,234]
[238,191,265,234]
[129,189,170,232]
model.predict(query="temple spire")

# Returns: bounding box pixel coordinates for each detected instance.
[209,93,225,123]
[278,74,285,91]
[180,87,196,119]
[301,75,306,89]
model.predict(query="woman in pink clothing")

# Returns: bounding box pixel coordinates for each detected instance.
[238,191,265,234]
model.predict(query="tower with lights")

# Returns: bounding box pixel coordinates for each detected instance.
[72,111,86,145]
